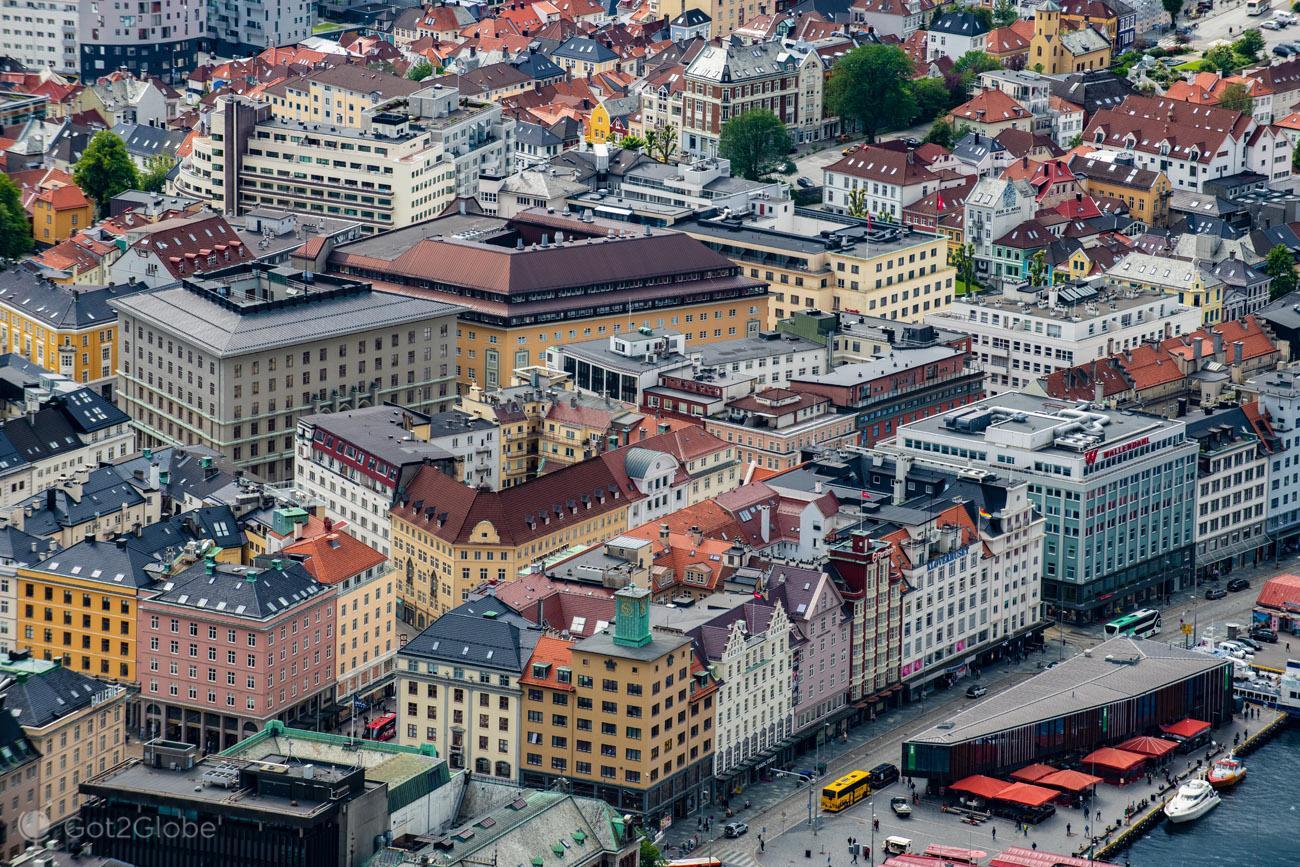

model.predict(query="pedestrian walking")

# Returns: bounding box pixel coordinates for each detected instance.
[1096,809,1102,824]
[991,826,997,840]
[760,838,766,854]
[873,817,880,832]
[1066,822,1072,837]
[1031,843,1038,851]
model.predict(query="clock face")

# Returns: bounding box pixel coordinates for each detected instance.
[621,600,634,616]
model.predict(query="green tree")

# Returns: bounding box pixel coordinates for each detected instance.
[639,838,663,867]
[846,188,870,218]
[910,76,952,123]
[1264,244,1299,299]
[993,0,1019,27]
[825,45,916,143]
[0,174,32,259]
[718,109,791,180]
[1219,82,1254,115]
[1204,44,1238,73]
[951,242,977,293]
[953,50,1002,91]
[646,125,678,163]
[961,5,994,28]
[1293,143,1300,173]
[1232,28,1265,61]
[407,60,433,81]
[618,134,646,151]
[73,130,139,217]
[924,118,956,148]
[138,153,176,193]
[1027,249,1049,287]
[1162,0,1184,22]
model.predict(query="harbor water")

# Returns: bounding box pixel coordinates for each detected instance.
[1122,725,1299,867]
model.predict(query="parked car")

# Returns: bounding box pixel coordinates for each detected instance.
[723,822,749,838]
[1250,626,1279,643]
[890,796,913,817]
[796,176,814,188]
[1227,577,1250,592]
[1263,18,1283,28]
[1237,636,1262,652]
[966,684,988,698]
[1274,43,1294,56]
[869,763,900,787]
[1206,586,1228,600]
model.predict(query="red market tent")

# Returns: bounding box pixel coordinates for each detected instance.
[1037,769,1103,793]
[1114,735,1178,757]
[1009,763,1056,782]
[1160,718,1211,740]
[1082,747,1147,773]
[923,845,987,862]
[994,782,1059,808]
[949,774,1012,800]
[989,846,1121,867]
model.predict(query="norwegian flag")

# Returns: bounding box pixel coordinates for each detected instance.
[936,189,945,212]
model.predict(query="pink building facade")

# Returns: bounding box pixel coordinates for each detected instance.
[138,558,336,752]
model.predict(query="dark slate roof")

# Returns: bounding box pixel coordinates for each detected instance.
[110,446,236,504]
[49,124,92,165]
[1048,71,1134,115]
[0,524,53,564]
[1259,290,1300,332]
[30,505,242,589]
[552,36,620,63]
[15,466,146,537]
[671,8,712,25]
[1173,213,1242,240]
[953,131,1006,163]
[1184,405,1257,441]
[1211,255,1267,288]
[930,10,989,36]
[515,121,563,148]
[110,122,188,159]
[511,50,565,82]
[401,595,544,673]
[0,692,39,772]
[1,659,116,728]
[54,388,130,433]
[0,267,149,331]
[787,0,853,20]
[1,404,82,468]
[149,557,327,620]
[688,599,778,661]
[1250,224,1300,257]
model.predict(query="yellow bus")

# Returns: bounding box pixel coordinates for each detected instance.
[821,770,871,812]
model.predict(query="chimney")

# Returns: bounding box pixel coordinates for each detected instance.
[688,525,703,546]
[893,455,913,506]
[660,523,670,540]
[1094,381,1104,404]
[1193,336,1203,366]
[1233,340,1244,365]
[1212,330,1224,357]
[758,505,770,543]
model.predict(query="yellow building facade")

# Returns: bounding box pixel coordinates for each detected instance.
[391,461,635,627]
[0,281,140,392]
[1029,3,1112,76]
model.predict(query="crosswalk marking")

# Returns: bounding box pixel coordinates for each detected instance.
[713,844,762,867]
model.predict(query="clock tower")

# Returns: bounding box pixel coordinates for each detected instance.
[613,583,652,648]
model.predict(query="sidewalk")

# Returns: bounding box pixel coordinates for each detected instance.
[663,645,1075,857]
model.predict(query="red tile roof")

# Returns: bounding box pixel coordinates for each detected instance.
[520,635,576,689]
[282,530,386,585]
[825,143,940,186]
[951,88,1031,124]
[127,213,254,279]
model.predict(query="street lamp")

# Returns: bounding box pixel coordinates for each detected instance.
[869,797,876,867]
[771,769,818,835]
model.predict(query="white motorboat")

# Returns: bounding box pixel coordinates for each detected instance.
[1163,779,1221,823]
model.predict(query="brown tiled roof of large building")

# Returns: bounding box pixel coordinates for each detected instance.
[393,452,641,545]
[951,88,1032,124]
[825,144,939,186]
[128,213,254,279]
[1083,95,1253,165]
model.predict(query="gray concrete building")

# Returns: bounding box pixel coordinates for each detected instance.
[111,263,461,482]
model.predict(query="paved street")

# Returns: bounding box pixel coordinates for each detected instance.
[1183,0,1300,49]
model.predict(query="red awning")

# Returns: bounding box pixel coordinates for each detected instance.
[995,782,1059,808]
[1009,763,1056,783]
[1082,747,1147,773]
[1160,718,1211,739]
[1037,769,1103,793]
[922,845,987,862]
[989,846,1122,867]
[1114,735,1178,757]
[949,774,1011,800]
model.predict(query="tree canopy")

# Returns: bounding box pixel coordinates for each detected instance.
[910,76,952,124]
[1232,28,1264,61]
[139,153,176,193]
[1265,244,1299,299]
[0,174,32,259]
[825,45,916,143]
[407,60,433,81]
[73,130,139,217]
[993,0,1019,27]
[1218,82,1254,115]
[718,109,791,180]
